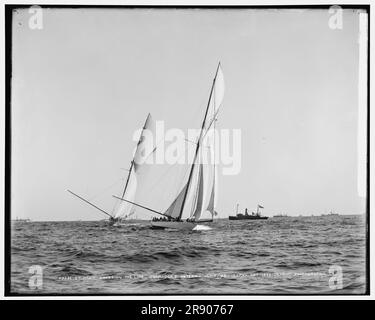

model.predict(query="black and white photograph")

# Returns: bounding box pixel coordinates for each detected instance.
[3,3,370,297]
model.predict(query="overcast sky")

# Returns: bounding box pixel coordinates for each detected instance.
[11,8,366,221]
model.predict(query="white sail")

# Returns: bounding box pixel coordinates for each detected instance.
[205,162,218,217]
[113,113,155,219]
[133,113,156,172]
[204,129,218,217]
[191,163,204,220]
[133,160,189,219]
[183,65,224,221]
[162,144,199,220]
[197,64,223,219]
[164,182,189,219]
[113,166,137,219]
[136,64,224,222]
[181,152,200,219]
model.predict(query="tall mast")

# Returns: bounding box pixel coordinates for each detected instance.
[121,161,134,198]
[121,113,151,198]
[178,63,221,220]
[212,75,217,218]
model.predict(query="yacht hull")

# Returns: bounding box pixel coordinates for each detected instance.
[150,220,212,230]
[150,221,198,230]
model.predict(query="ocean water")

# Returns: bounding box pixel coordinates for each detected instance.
[11,215,367,294]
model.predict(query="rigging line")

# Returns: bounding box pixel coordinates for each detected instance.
[185,138,197,145]
[143,138,194,194]
[201,112,220,141]
[188,73,220,129]
[110,168,133,215]
[67,190,113,218]
[134,116,183,172]
[185,138,213,149]
[167,143,197,210]
[136,112,206,181]
[112,196,176,220]
[142,153,192,215]
[132,137,163,174]
[147,135,198,214]
[87,177,124,202]
[137,112,200,170]
[147,166,187,211]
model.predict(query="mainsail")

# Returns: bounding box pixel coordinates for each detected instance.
[206,164,218,216]
[202,132,218,218]
[112,113,155,219]
[191,163,204,220]
[113,166,137,219]
[200,65,223,218]
[166,63,225,221]
[133,113,156,172]
[67,114,156,222]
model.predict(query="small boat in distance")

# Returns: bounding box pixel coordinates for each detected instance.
[229,204,268,220]
[273,213,289,218]
[321,211,339,217]
[12,217,31,222]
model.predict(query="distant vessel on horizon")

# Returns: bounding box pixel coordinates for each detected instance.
[12,217,31,222]
[229,204,268,220]
[321,211,339,217]
[273,213,289,218]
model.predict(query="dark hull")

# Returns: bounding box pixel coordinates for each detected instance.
[229,216,268,220]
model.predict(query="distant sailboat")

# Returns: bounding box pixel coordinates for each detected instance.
[12,217,31,222]
[321,210,339,217]
[68,114,155,225]
[273,213,288,218]
[114,63,224,230]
